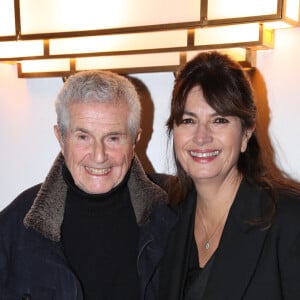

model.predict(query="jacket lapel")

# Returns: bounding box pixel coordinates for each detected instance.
[24,153,170,241]
[138,204,177,299]
[158,189,197,300]
[203,180,270,300]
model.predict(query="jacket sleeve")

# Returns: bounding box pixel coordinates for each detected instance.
[0,206,17,297]
[0,229,8,282]
[277,195,300,299]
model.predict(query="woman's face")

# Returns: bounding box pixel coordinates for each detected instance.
[173,85,252,185]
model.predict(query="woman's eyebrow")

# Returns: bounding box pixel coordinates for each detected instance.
[183,110,219,117]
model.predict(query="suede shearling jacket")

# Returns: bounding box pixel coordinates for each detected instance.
[0,153,177,300]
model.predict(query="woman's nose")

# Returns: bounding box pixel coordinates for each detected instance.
[192,123,213,145]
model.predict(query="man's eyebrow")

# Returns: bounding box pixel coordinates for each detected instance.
[73,127,90,133]
[72,128,127,137]
[106,131,125,136]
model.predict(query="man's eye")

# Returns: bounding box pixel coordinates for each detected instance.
[77,134,88,141]
[108,136,120,142]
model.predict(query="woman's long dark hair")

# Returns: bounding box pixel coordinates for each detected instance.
[166,51,300,227]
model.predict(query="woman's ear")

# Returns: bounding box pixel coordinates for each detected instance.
[241,127,255,153]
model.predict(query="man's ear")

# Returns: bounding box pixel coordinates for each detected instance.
[54,125,64,151]
[132,129,142,158]
[133,129,142,147]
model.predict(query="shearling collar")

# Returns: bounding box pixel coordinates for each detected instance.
[24,152,168,242]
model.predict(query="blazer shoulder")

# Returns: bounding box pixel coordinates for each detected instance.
[273,191,300,237]
[277,191,300,217]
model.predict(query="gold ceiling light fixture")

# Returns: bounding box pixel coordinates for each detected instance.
[0,0,299,78]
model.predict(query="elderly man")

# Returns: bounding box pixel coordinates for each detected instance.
[0,71,176,299]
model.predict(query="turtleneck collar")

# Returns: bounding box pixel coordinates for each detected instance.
[23,153,169,241]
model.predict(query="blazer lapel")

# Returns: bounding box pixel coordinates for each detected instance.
[203,180,270,300]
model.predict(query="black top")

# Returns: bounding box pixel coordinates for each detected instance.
[159,188,216,300]
[61,165,140,300]
[184,236,215,300]
[159,180,300,299]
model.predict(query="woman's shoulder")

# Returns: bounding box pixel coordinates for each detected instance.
[242,179,300,218]
[276,190,300,220]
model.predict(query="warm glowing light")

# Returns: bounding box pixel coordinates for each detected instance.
[0,0,15,36]
[264,21,293,29]
[49,30,188,55]
[19,0,200,34]
[208,0,278,20]
[194,24,260,46]
[285,0,300,23]
[18,49,252,76]
[76,52,181,70]
[21,59,70,73]
[1,0,299,77]
[187,48,247,62]
[0,40,44,59]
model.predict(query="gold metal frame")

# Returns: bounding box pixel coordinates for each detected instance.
[0,0,299,77]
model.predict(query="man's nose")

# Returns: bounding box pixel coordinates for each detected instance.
[92,141,107,163]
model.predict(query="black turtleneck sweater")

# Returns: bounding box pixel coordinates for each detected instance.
[61,165,140,300]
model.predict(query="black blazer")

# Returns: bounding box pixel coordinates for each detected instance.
[159,180,300,300]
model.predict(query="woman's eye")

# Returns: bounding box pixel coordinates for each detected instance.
[181,118,194,124]
[214,117,229,124]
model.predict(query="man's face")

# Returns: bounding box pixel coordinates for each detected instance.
[55,101,140,194]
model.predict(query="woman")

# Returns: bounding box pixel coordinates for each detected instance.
[159,51,300,299]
